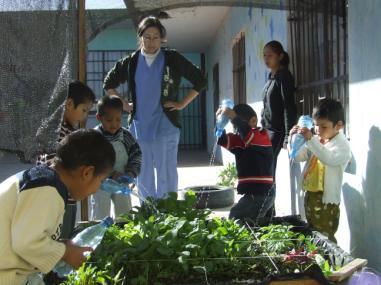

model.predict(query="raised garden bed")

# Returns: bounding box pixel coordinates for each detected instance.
[60,192,366,285]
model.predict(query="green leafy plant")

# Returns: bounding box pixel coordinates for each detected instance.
[64,192,336,284]
[217,162,237,187]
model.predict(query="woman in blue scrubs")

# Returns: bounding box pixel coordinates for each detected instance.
[103,16,206,199]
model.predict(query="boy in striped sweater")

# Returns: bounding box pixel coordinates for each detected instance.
[90,95,142,220]
[36,80,96,239]
[216,104,274,224]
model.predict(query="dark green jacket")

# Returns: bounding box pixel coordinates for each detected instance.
[103,48,207,128]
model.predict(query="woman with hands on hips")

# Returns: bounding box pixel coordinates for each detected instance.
[103,16,207,199]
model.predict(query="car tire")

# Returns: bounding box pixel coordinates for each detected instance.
[179,185,235,209]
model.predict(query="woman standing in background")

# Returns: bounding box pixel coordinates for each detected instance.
[261,40,297,215]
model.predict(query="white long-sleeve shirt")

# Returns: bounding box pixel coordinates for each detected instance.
[295,132,351,204]
[0,166,67,285]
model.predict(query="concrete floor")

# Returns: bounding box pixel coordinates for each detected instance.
[0,149,291,220]
[0,149,232,219]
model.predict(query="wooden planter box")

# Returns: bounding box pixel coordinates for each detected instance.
[74,217,368,285]
[268,258,368,285]
[270,279,322,285]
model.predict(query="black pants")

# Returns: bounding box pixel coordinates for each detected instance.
[265,129,285,218]
[229,187,276,225]
[267,129,284,177]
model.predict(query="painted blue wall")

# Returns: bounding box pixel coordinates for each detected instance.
[88,27,201,67]
[340,0,381,271]
[88,28,138,51]
[204,7,288,162]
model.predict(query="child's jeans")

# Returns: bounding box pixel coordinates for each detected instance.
[229,186,275,224]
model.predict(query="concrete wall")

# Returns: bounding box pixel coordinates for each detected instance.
[204,7,288,162]
[340,0,381,271]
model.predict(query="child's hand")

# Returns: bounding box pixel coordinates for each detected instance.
[215,107,223,118]
[222,107,237,120]
[61,241,93,269]
[299,127,313,140]
[116,175,135,185]
[123,100,133,113]
[111,171,123,180]
[289,125,299,137]
[216,107,236,120]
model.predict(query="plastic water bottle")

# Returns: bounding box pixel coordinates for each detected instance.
[215,99,234,137]
[349,268,381,285]
[289,115,314,159]
[53,216,113,277]
[100,176,134,195]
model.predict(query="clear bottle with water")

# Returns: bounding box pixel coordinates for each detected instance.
[100,176,134,195]
[215,99,234,137]
[53,216,113,277]
[289,115,314,159]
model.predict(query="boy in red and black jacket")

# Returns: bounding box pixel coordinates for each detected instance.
[216,104,275,224]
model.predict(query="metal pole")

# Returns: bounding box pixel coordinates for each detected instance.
[78,0,89,221]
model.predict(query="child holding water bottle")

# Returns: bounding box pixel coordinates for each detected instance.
[91,95,142,220]
[216,103,274,224]
[0,130,115,285]
[289,99,351,242]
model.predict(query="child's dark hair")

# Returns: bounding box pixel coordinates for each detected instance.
[67,80,96,108]
[137,16,166,38]
[313,98,345,126]
[233,104,257,122]
[56,129,115,176]
[265,40,290,68]
[97,95,123,116]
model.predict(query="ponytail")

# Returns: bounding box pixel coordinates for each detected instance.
[280,51,290,69]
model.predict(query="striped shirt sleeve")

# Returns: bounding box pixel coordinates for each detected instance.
[123,129,142,177]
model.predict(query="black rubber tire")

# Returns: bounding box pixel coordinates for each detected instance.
[179,185,235,209]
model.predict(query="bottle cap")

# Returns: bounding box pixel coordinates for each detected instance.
[101,216,114,228]
[221,98,234,109]
[297,115,313,128]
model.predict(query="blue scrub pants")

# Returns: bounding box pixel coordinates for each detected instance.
[137,130,180,199]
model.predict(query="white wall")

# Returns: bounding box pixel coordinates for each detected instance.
[340,0,381,271]
[204,7,288,163]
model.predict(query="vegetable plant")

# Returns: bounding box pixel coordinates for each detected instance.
[217,162,237,187]
[64,191,335,285]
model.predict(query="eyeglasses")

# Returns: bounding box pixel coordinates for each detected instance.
[142,36,161,43]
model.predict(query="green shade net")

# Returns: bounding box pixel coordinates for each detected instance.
[0,0,78,161]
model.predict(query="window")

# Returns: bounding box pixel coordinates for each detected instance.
[232,31,246,104]
[288,0,348,132]
[86,50,134,101]
[213,63,220,121]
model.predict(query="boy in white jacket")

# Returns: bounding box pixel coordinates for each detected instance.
[290,99,351,242]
